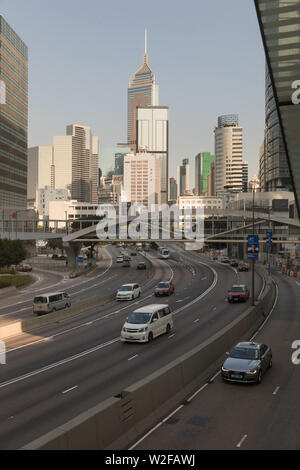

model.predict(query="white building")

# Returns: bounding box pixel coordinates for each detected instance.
[27,146,54,201]
[123,152,161,207]
[214,115,244,195]
[136,106,169,204]
[48,200,99,227]
[178,195,223,211]
[36,186,70,218]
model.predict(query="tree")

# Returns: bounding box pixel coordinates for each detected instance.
[0,239,26,267]
[46,238,63,253]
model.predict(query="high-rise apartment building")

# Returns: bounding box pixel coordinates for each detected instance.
[195,152,215,195]
[214,115,244,195]
[136,106,168,204]
[27,146,54,201]
[0,15,28,210]
[127,31,159,152]
[123,152,161,207]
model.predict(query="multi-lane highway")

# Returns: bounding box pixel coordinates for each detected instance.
[0,244,263,449]
[132,268,300,450]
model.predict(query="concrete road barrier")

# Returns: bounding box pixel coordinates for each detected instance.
[22,267,276,450]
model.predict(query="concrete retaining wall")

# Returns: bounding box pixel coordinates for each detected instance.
[22,268,276,450]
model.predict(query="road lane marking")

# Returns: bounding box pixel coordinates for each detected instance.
[1,338,120,389]
[187,383,208,402]
[194,319,200,323]
[128,355,139,361]
[62,385,78,394]
[237,435,247,448]
[273,386,280,396]
[129,404,184,451]
[168,334,175,339]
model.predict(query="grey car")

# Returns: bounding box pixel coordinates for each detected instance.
[221,342,272,384]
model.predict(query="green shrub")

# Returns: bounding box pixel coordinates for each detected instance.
[15,275,33,288]
[0,276,13,289]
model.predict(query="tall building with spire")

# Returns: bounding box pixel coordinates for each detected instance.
[127,29,159,152]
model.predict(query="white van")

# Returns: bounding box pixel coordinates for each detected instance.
[116,284,141,301]
[33,292,71,315]
[160,249,170,259]
[121,304,173,343]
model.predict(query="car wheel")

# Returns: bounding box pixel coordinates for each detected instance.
[268,357,272,369]
[166,324,171,334]
[138,291,141,297]
[257,369,262,384]
[132,295,134,300]
[148,332,153,343]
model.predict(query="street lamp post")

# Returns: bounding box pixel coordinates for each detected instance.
[251,189,255,307]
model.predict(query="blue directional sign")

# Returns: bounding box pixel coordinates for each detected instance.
[247,235,259,261]
[77,256,84,263]
[266,231,273,248]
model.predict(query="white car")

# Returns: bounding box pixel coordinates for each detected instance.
[116,283,141,301]
[116,256,124,263]
[121,304,173,343]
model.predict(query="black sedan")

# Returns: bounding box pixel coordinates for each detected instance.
[221,342,272,384]
[137,262,147,270]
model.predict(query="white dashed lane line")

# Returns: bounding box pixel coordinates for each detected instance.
[237,435,247,448]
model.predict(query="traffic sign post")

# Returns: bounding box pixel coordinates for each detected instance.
[266,231,273,275]
[248,235,259,306]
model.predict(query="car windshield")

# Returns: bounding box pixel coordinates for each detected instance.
[230,348,259,360]
[230,286,244,292]
[157,283,169,288]
[139,263,145,266]
[34,296,47,304]
[127,312,152,324]
[119,286,132,291]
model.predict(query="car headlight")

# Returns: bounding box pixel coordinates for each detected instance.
[139,327,148,333]
[222,366,229,372]
[247,369,258,374]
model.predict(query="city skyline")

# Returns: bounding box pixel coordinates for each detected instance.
[0,0,265,184]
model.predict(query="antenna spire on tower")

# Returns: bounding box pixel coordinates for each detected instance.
[143,28,148,65]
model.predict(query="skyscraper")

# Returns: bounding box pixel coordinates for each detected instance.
[242,161,249,193]
[123,152,161,207]
[255,0,300,214]
[53,125,99,203]
[195,152,215,195]
[259,65,292,192]
[0,15,28,210]
[27,146,54,201]
[136,105,168,204]
[177,158,190,196]
[214,115,244,195]
[169,177,178,202]
[127,30,159,152]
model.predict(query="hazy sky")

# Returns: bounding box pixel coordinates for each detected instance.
[0,0,266,183]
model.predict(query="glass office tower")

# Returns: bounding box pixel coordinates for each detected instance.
[0,15,28,209]
[255,0,300,214]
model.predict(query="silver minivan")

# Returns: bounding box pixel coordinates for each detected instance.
[33,292,71,315]
[121,304,173,343]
